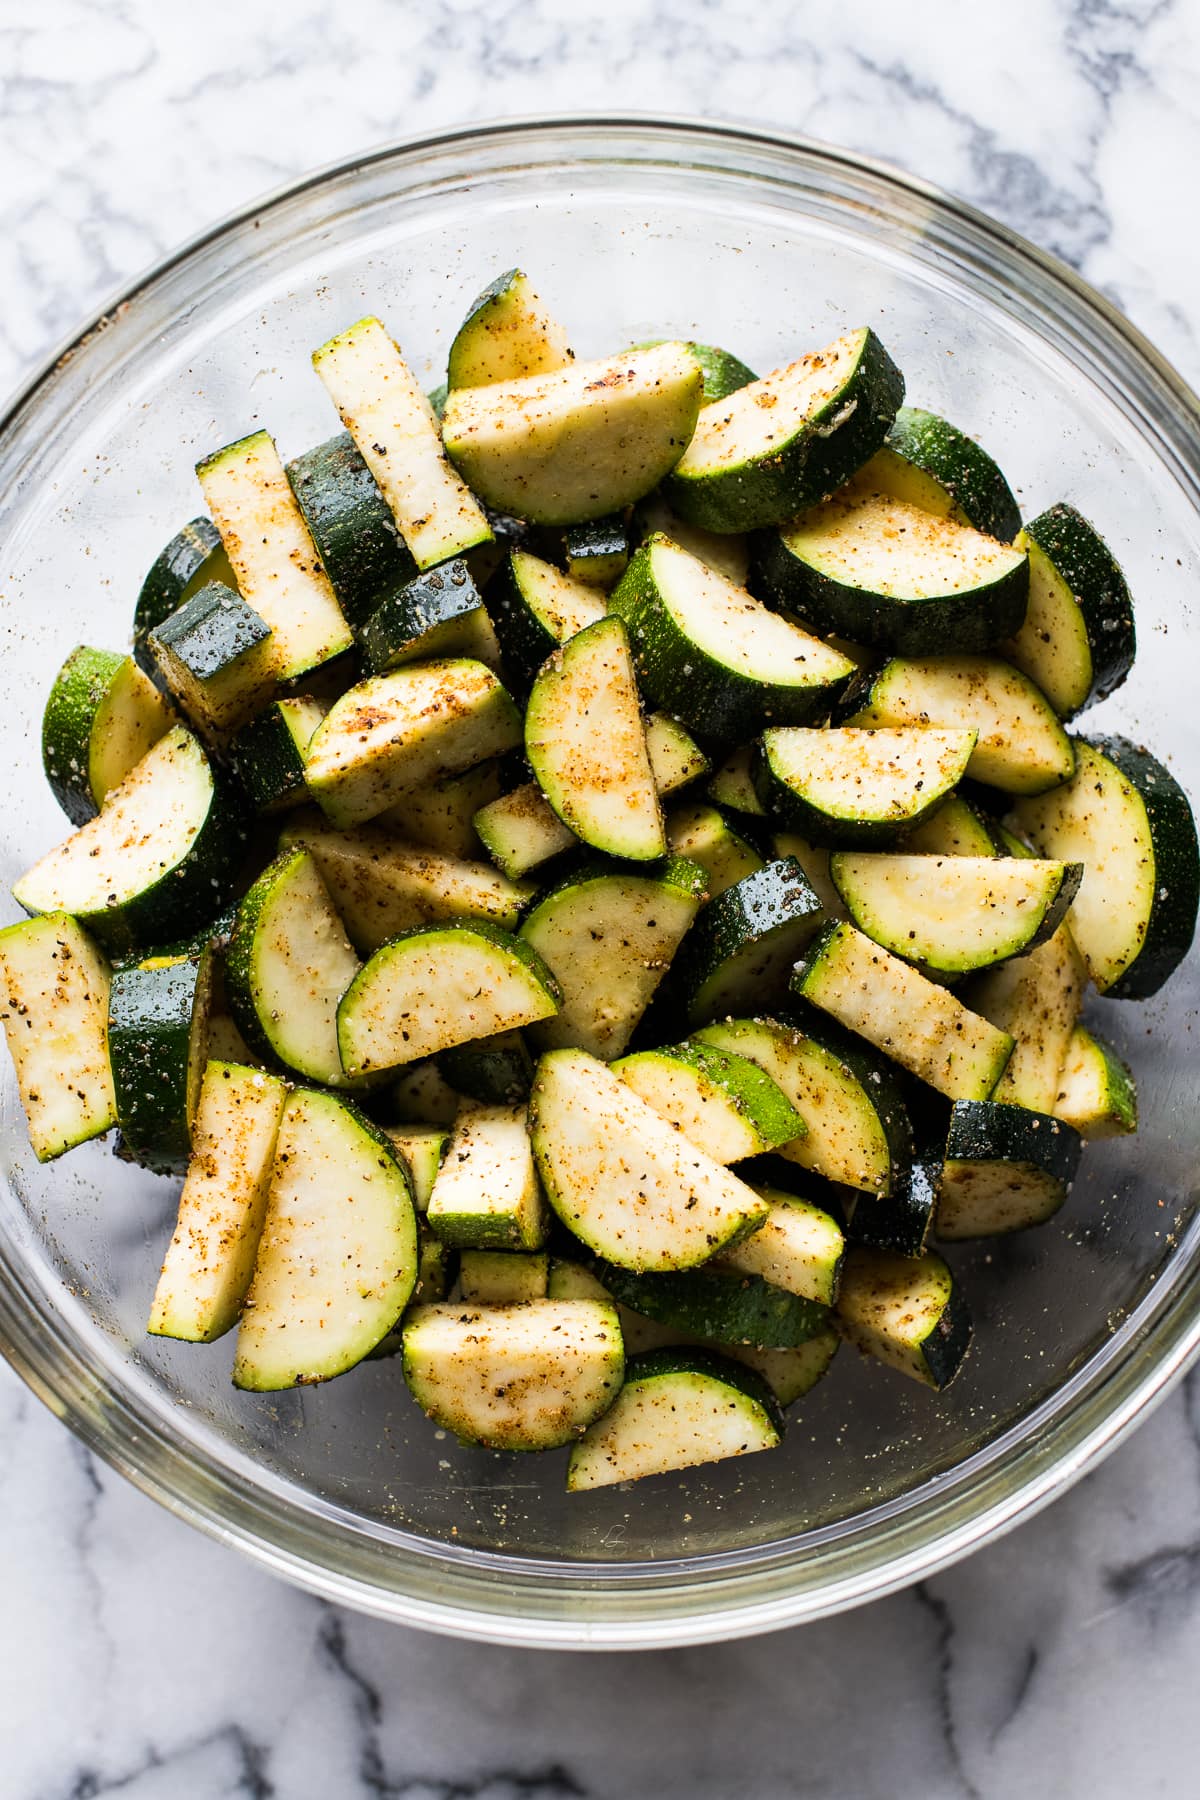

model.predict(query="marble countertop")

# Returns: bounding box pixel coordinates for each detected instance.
[3,3,1199,1795]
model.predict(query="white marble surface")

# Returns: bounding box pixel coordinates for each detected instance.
[3,2,1200,1794]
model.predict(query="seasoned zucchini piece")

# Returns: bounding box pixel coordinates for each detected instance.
[630,338,759,404]
[0,913,117,1161]
[594,1258,829,1348]
[847,1139,942,1260]
[566,1347,783,1491]
[359,558,498,674]
[754,727,977,846]
[391,1060,462,1128]
[966,924,1086,1113]
[285,432,418,631]
[1002,504,1136,718]
[708,743,767,818]
[483,550,606,694]
[229,695,328,815]
[148,1061,287,1341]
[563,514,629,589]
[792,922,1014,1101]
[613,1040,804,1164]
[458,1250,550,1306]
[446,268,574,389]
[1054,1023,1138,1138]
[108,949,214,1175]
[439,1030,533,1105]
[426,1101,547,1251]
[382,759,504,860]
[384,1125,449,1209]
[404,1299,623,1452]
[857,406,1021,541]
[663,327,904,532]
[441,342,703,526]
[634,493,750,586]
[149,582,275,735]
[770,832,845,918]
[834,1247,972,1389]
[674,857,825,1027]
[42,646,173,827]
[233,1088,418,1390]
[719,1186,845,1306]
[645,712,710,794]
[936,1099,1082,1239]
[530,1047,770,1270]
[667,802,764,898]
[1010,735,1199,998]
[133,516,233,676]
[901,792,1004,858]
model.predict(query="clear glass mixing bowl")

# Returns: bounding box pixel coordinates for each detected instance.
[2,118,1199,1650]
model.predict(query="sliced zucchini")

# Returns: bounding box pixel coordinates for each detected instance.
[232,1088,418,1390]
[840,654,1075,795]
[426,1101,547,1250]
[280,814,529,956]
[754,726,977,846]
[0,913,117,1161]
[1010,735,1199,998]
[229,695,328,815]
[439,1030,533,1105]
[42,646,173,827]
[566,1347,782,1491]
[148,1062,287,1341]
[458,1250,550,1306]
[384,1125,449,1209]
[966,924,1086,1113]
[520,859,706,1060]
[337,922,561,1077]
[149,582,276,735]
[936,1100,1082,1239]
[719,1186,844,1306]
[634,493,750,586]
[613,1041,804,1164]
[630,338,759,405]
[1054,1023,1138,1138]
[382,759,503,861]
[525,616,665,862]
[1002,504,1136,718]
[359,558,498,674]
[196,430,353,681]
[14,726,245,954]
[304,660,522,830]
[483,550,606,695]
[666,802,764,898]
[563,515,629,589]
[225,846,361,1088]
[829,852,1083,977]
[645,712,710,795]
[529,1048,770,1270]
[847,1139,942,1259]
[834,1247,972,1389]
[663,327,904,532]
[312,316,493,569]
[856,405,1021,541]
[446,268,574,389]
[107,949,214,1175]
[441,342,703,526]
[403,1299,623,1452]
[753,493,1029,655]
[770,832,845,919]
[594,1259,829,1348]
[901,792,1003,858]
[391,1061,461,1128]
[610,536,855,742]
[133,517,234,675]
[285,432,418,631]
[708,743,766,817]
[791,922,1014,1101]
[673,857,824,1027]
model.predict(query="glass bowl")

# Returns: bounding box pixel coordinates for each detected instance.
[2,118,1199,1651]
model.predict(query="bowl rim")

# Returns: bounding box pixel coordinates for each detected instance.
[3,111,1200,1650]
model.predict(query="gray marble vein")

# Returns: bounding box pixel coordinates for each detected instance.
[2,2,1200,1797]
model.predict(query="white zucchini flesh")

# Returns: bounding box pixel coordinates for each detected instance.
[391,1060,462,1128]
[1054,1024,1138,1137]
[762,727,976,826]
[901,795,1002,858]
[0,912,116,1161]
[719,1187,845,1306]
[304,660,521,830]
[529,1048,770,1271]
[781,493,1026,595]
[794,923,1014,1102]
[667,803,764,899]
[312,316,493,568]
[509,551,606,641]
[426,1102,546,1250]
[709,743,767,816]
[448,270,574,388]
[834,1248,967,1387]
[936,1157,1069,1239]
[89,658,175,805]
[967,924,1086,1113]
[613,1045,802,1164]
[384,1126,448,1209]
[457,1250,550,1305]
[196,430,352,680]
[148,1061,287,1342]
[440,343,703,525]
[566,1357,781,1490]
[644,713,709,794]
[672,333,868,477]
[403,1299,624,1452]
[525,617,665,862]
[636,493,750,586]
[232,1088,418,1390]
[337,926,560,1077]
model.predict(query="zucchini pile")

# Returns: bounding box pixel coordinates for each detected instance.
[2,265,1196,1497]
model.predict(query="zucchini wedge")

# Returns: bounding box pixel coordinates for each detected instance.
[629,338,759,405]
[663,327,904,532]
[229,695,328,815]
[901,792,1004,858]
[133,516,234,676]
[446,268,574,389]
[666,802,764,898]
[108,949,214,1175]
[42,646,173,826]
[719,1186,845,1306]
[829,852,1083,977]
[858,405,1021,542]
[384,759,503,861]
[285,432,418,631]
[384,1125,449,1209]
[196,430,353,681]
[1054,1023,1138,1138]
[304,660,522,829]
[791,922,1014,1101]
[149,582,276,736]
[753,493,1029,655]
[359,558,498,674]
[525,616,666,862]
[566,1347,783,1491]
[232,1088,418,1390]
[673,857,825,1027]
[708,742,767,818]
[634,492,751,587]
[966,924,1086,1113]
[483,549,605,694]
[1010,735,1199,997]
[564,514,629,590]
[337,922,561,1077]
[426,1101,547,1250]
[439,1029,534,1105]
[148,1061,287,1341]
[610,536,855,742]
[613,1040,804,1164]
[520,859,707,1060]
[529,1047,770,1270]
[441,342,703,525]
[770,831,845,918]
[1002,504,1136,718]
[458,1250,550,1306]
[0,913,117,1161]
[594,1258,829,1348]
[936,1099,1082,1239]
[403,1299,623,1452]
[840,654,1075,795]
[312,315,494,568]
[754,726,977,846]
[14,726,245,955]
[391,1060,464,1128]
[834,1247,972,1389]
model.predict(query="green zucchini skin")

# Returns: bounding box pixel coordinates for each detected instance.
[563,515,630,588]
[881,407,1021,541]
[285,432,418,631]
[359,558,485,673]
[439,1030,534,1104]
[1005,503,1136,717]
[622,1343,784,1426]
[42,646,172,827]
[149,581,275,733]
[845,1135,941,1258]
[673,858,825,1027]
[591,1258,830,1349]
[936,1099,1082,1239]
[228,697,326,815]
[133,516,229,675]
[107,953,212,1175]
